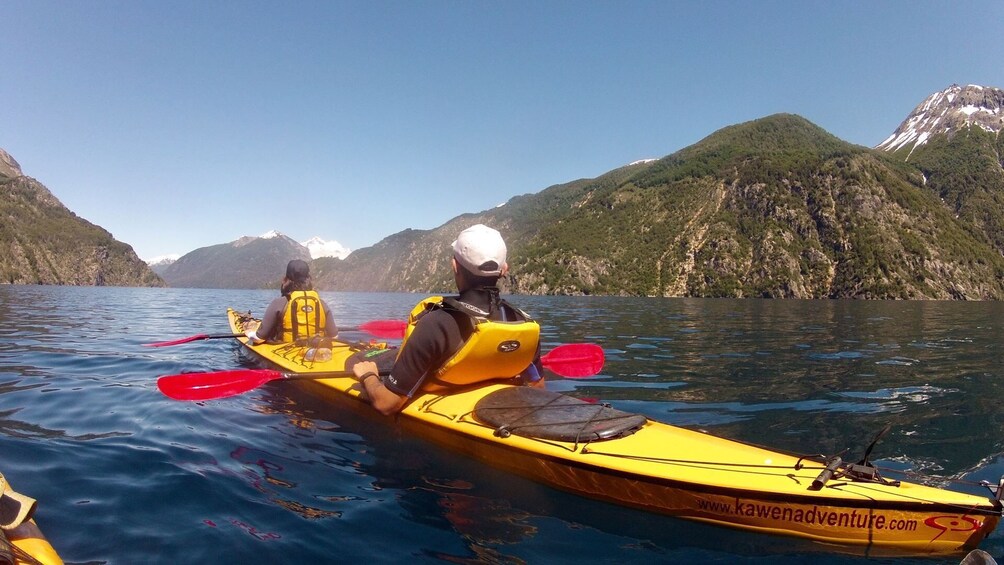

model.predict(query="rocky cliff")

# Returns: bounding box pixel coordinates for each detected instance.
[0,149,164,286]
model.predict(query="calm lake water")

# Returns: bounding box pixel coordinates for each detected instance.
[3,285,1004,564]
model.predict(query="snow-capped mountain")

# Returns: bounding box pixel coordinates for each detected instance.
[261,230,349,259]
[301,236,351,260]
[146,254,180,277]
[147,253,180,265]
[877,84,1004,156]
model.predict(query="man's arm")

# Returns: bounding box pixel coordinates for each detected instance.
[350,309,458,414]
[352,361,407,415]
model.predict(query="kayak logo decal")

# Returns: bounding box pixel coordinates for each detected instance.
[497,340,521,353]
[924,515,981,540]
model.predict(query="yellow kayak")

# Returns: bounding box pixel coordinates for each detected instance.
[1,473,62,565]
[222,308,1002,555]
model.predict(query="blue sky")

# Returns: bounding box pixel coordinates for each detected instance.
[3,1,1002,262]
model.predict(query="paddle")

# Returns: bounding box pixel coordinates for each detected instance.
[540,343,604,377]
[157,343,605,401]
[142,320,408,347]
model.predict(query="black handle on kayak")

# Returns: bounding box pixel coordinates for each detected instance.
[810,456,843,491]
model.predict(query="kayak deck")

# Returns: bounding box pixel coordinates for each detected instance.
[227,308,1002,554]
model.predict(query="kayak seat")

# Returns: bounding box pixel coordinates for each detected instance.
[473,387,647,443]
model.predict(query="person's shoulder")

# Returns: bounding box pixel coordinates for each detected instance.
[417,307,457,326]
[406,306,464,353]
[412,307,466,339]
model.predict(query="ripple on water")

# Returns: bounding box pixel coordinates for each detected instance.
[834,385,953,404]
[874,356,920,366]
[804,350,867,360]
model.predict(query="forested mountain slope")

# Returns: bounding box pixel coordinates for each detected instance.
[314,113,1004,299]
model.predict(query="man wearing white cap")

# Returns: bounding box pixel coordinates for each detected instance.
[352,224,543,415]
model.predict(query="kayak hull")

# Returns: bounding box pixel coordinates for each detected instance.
[7,521,61,565]
[228,308,1001,555]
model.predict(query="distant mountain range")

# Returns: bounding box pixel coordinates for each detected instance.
[0,149,163,286]
[6,83,1004,298]
[152,231,350,287]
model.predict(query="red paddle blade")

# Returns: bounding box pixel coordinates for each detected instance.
[355,320,407,339]
[157,369,285,401]
[143,334,211,347]
[541,344,605,377]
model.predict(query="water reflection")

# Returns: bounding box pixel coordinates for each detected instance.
[240,373,969,563]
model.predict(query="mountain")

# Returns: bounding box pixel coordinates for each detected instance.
[312,228,452,293]
[150,233,347,283]
[0,148,21,178]
[0,148,164,286]
[877,84,1004,259]
[312,104,1004,299]
[146,254,180,277]
[301,236,350,259]
[877,84,1004,157]
[159,231,311,288]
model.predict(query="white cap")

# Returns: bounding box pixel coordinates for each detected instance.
[452,224,507,276]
